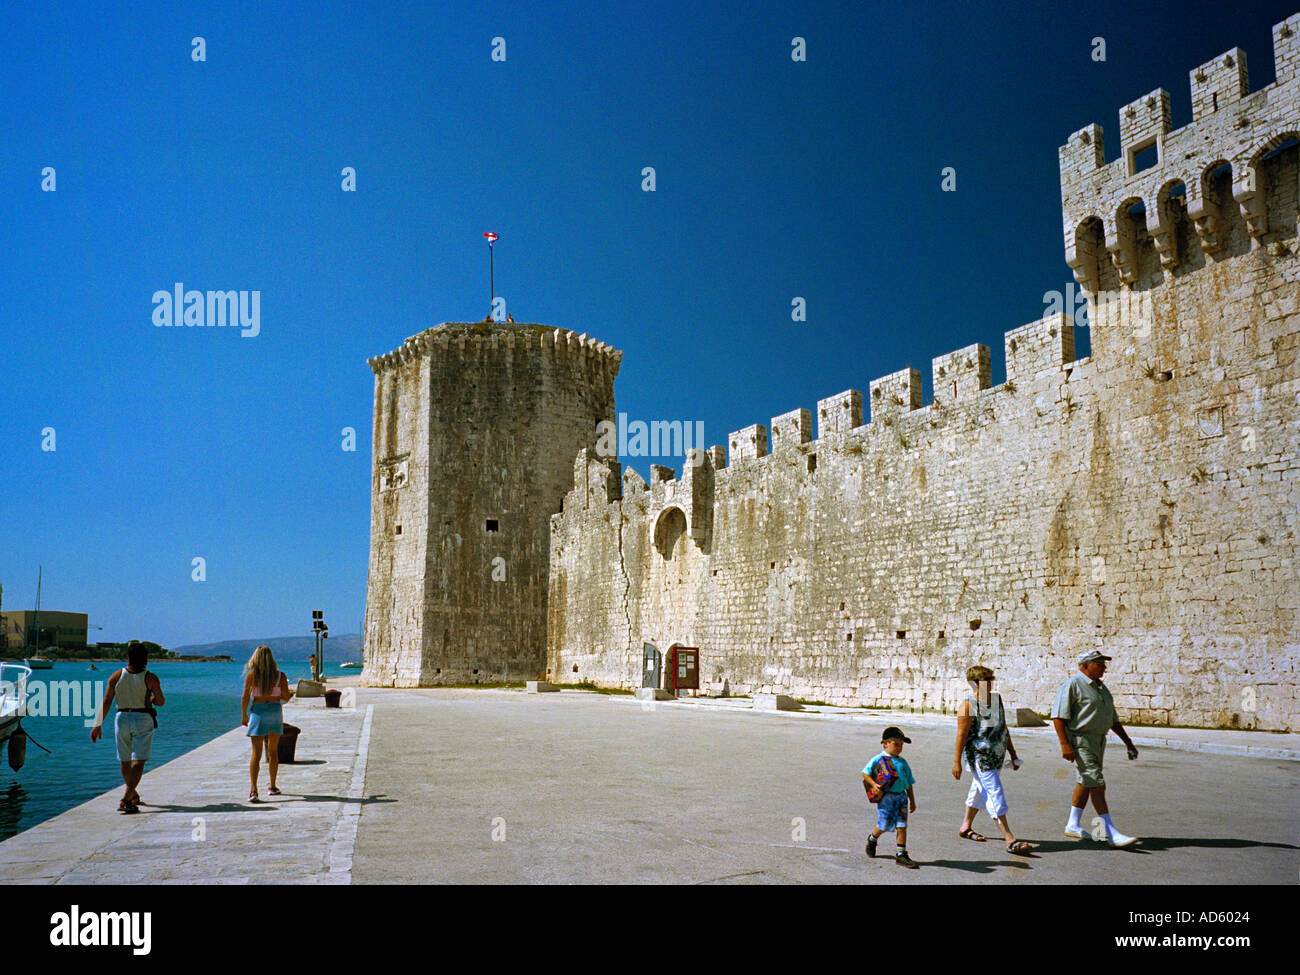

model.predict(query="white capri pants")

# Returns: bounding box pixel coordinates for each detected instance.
[964,765,1008,818]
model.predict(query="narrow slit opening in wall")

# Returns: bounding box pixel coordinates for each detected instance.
[572,665,578,673]
[896,630,905,639]
[395,524,402,536]
[807,454,817,472]
[770,562,776,569]
[846,632,853,641]
[486,519,499,532]
[938,630,945,640]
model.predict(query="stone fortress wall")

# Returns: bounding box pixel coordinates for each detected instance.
[546,14,1300,730]
[363,323,620,686]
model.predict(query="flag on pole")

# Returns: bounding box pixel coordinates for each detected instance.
[483,232,498,243]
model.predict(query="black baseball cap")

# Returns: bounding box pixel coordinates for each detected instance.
[881,726,912,743]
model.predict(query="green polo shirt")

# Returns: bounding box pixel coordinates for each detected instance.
[1050,671,1115,736]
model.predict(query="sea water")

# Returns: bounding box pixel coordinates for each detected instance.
[0,659,354,840]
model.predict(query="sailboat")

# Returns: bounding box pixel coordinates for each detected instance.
[23,567,53,670]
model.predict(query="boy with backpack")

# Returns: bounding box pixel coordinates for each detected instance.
[862,726,919,868]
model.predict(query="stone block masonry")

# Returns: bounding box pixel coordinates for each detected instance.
[546,15,1300,730]
[363,323,620,686]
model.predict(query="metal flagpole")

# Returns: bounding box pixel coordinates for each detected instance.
[483,232,498,319]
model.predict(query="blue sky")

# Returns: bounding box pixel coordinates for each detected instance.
[2,0,1295,648]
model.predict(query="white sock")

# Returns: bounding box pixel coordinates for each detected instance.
[1101,813,1115,834]
[1067,807,1083,828]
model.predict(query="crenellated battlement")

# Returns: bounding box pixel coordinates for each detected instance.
[1060,13,1300,292]
[367,322,623,377]
[816,390,862,438]
[705,310,1082,470]
[932,343,991,406]
[728,424,769,463]
[770,408,812,452]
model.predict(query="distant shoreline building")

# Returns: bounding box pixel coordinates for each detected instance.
[1,611,89,652]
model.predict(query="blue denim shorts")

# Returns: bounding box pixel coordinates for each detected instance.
[876,790,908,831]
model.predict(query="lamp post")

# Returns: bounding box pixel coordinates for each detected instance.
[312,610,328,681]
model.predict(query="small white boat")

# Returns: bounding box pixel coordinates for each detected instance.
[339,661,362,670]
[1,663,32,751]
[24,656,53,670]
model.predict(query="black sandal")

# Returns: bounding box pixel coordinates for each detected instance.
[1006,840,1035,855]
[958,828,987,842]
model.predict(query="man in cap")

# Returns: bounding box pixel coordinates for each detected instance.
[1050,650,1139,847]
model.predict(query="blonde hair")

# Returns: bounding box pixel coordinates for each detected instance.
[245,645,279,695]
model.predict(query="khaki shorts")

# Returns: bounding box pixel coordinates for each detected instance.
[1071,732,1106,788]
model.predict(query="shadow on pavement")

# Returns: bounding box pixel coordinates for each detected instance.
[141,802,278,814]
[1129,836,1300,852]
[1022,836,1300,856]
[287,793,396,806]
[919,859,1032,873]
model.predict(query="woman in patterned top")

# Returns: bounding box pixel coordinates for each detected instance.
[952,665,1034,855]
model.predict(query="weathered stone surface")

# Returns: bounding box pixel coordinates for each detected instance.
[362,322,620,687]
[1015,708,1047,728]
[295,679,324,698]
[634,688,673,701]
[546,19,1300,731]
[754,694,803,711]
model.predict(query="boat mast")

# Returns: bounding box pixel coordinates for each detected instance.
[30,566,41,654]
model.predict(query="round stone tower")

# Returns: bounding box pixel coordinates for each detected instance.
[362,322,621,686]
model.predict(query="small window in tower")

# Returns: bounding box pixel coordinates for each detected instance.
[1132,141,1159,174]
[846,632,853,641]
[896,630,906,639]
[486,519,499,532]
[807,454,817,473]
[395,523,403,536]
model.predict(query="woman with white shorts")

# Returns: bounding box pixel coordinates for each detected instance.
[952,665,1034,855]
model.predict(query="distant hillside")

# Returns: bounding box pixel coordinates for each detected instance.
[171,633,361,663]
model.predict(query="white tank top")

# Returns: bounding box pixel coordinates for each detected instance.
[116,669,149,709]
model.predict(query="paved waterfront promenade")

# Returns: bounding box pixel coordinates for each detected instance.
[0,698,372,884]
[2,684,1297,884]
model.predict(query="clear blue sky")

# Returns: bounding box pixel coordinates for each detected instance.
[2,0,1294,648]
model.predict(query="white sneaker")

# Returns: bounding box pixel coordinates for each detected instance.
[1108,828,1138,848]
[1064,825,1085,839]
